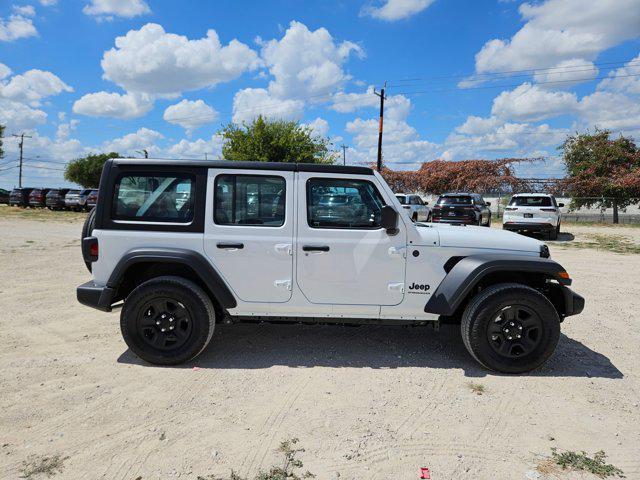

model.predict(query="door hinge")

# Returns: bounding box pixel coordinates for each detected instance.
[388,282,405,293]
[274,279,292,291]
[388,246,406,258]
[275,243,293,255]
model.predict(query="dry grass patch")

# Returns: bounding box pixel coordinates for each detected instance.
[0,206,87,223]
[561,233,640,254]
[467,381,485,395]
[537,448,624,478]
[20,454,66,478]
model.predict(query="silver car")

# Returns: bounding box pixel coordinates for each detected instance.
[395,193,431,222]
[64,189,82,210]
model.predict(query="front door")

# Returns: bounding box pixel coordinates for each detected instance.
[203,169,294,303]
[296,173,407,306]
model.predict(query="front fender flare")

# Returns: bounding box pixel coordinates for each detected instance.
[424,254,570,316]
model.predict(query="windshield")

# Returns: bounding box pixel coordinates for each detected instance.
[395,195,407,204]
[509,196,553,207]
[437,196,472,205]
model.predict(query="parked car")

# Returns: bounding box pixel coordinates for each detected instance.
[46,188,72,210]
[64,189,82,210]
[77,158,584,373]
[9,188,34,207]
[86,189,98,210]
[77,188,94,210]
[431,193,491,226]
[28,188,52,207]
[0,188,10,204]
[395,193,430,222]
[503,193,564,240]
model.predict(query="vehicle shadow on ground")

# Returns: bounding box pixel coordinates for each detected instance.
[516,231,575,242]
[118,323,622,379]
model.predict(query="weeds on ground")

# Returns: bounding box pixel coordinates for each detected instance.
[562,233,640,254]
[467,381,485,395]
[0,206,87,223]
[537,448,624,478]
[198,438,314,480]
[20,454,66,478]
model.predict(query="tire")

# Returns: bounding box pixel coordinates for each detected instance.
[548,225,558,240]
[81,208,96,272]
[120,276,215,365]
[484,215,491,227]
[460,283,560,373]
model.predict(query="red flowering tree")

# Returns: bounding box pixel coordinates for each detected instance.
[559,130,640,223]
[381,158,533,194]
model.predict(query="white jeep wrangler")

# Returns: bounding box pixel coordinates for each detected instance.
[77,159,584,373]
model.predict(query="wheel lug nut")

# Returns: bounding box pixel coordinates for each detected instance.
[508,336,513,340]
[518,326,522,330]
[161,328,166,332]
[156,321,161,325]
[169,318,174,322]
[517,334,521,339]
[169,325,174,330]
[510,322,514,326]
[161,314,166,318]
[505,328,509,333]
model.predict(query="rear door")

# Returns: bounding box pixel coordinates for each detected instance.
[296,173,407,306]
[203,169,294,303]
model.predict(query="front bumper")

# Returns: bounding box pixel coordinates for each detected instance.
[560,285,585,317]
[503,221,554,232]
[77,281,115,312]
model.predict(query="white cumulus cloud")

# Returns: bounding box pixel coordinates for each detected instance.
[491,83,578,122]
[232,87,304,124]
[361,0,436,21]
[83,0,150,20]
[101,23,260,95]
[303,117,330,138]
[596,54,640,95]
[259,21,364,100]
[102,127,164,156]
[0,13,37,41]
[73,91,154,119]
[163,99,218,135]
[0,69,73,105]
[0,98,47,129]
[166,135,224,159]
[471,0,640,83]
[13,5,36,17]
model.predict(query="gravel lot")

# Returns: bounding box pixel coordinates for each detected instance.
[1,209,639,479]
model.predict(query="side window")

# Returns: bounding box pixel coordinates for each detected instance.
[307,177,386,229]
[214,174,286,227]
[112,174,194,222]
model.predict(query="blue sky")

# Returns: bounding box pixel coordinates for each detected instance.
[1,0,639,189]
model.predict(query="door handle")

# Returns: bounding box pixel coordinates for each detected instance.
[217,242,244,249]
[302,245,330,252]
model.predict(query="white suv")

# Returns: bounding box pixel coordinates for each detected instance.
[77,159,583,373]
[503,193,564,240]
[395,193,431,222]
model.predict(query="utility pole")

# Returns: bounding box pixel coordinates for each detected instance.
[12,133,32,188]
[340,144,348,166]
[373,82,386,172]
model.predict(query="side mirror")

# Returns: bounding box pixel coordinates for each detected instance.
[381,205,399,235]
[486,201,492,206]
[558,203,565,208]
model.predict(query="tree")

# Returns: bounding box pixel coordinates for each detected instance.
[559,130,640,223]
[220,116,335,164]
[64,152,120,188]
[381,158,532,194]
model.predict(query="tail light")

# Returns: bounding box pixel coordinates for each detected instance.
[82,236,99,263]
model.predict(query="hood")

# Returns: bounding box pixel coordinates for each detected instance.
[417,223,543,254]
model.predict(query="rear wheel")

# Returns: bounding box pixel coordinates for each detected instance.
[120,276,215,365]
[461,283,560,373]
[549,224,558,240]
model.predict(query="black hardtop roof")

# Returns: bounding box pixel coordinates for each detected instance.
[110,158,374,175]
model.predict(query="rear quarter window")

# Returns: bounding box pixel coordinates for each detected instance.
[112,174,195,223]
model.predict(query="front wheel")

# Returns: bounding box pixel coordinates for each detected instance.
[461,283,560,373]
[120,276,215,365]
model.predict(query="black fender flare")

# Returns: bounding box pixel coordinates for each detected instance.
[424,254,571,316]
[107,248,237,309]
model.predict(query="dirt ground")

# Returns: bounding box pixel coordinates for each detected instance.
[1,208,639,480]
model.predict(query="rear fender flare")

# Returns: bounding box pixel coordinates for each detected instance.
[107,248,237,309]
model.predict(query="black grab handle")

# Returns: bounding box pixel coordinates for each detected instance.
[302,245,330,252]
[217,243,244,249]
